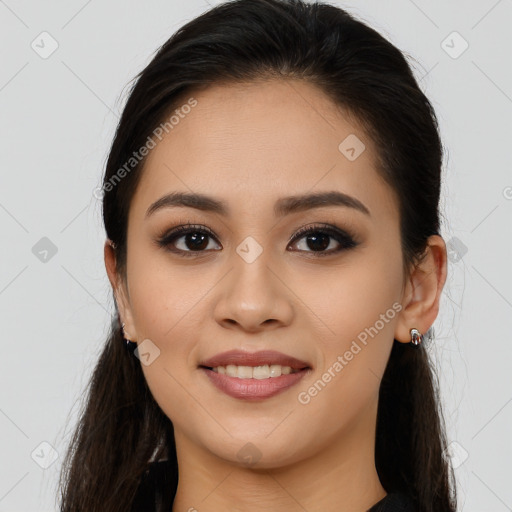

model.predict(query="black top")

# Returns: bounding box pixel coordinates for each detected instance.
[131,460,415,511]
[367,492,415,511]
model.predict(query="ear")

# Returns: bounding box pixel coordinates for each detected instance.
[104,239,138,342]
[394,234,448,344]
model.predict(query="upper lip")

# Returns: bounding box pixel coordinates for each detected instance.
[199,350,311,370]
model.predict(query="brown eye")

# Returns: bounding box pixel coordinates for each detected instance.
[288,224,358,256]
[157,224,221,256]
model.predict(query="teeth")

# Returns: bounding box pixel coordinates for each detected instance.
[211,364,299,379]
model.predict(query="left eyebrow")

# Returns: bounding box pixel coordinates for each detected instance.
[145,190,371,219]
[274,191,370,217]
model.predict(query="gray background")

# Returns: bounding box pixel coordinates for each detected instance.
[1,0,511,510]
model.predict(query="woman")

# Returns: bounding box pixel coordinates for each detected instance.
[58,0,457,510]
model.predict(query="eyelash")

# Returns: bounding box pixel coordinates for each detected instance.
[156,222,359,258]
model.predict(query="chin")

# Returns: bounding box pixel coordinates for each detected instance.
[200,434,307,470]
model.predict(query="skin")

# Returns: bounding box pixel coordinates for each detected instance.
[105,79,447,512]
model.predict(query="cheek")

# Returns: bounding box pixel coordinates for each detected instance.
[127,241,212,339]
[128,261,208,427]
[289,246,402,412]
[291,244,403,346]
[125,249,211,400]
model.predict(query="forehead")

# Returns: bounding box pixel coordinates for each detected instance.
[130,79,397,222]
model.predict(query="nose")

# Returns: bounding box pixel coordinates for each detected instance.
[213,250,294,333]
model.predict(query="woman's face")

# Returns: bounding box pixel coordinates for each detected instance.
[115,79,408,467]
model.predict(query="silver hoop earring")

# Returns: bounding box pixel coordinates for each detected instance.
[410,328,423,346]
[120,322,137,352]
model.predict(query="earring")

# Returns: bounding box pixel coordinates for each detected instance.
[410,328,423,346]
[120,322,137,353]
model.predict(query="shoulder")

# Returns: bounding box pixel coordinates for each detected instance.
[130,459,177,512]
[367,492,416,512]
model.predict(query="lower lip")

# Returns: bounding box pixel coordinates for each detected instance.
[200,367,310,401]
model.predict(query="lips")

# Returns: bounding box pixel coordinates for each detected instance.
[198,349,312,400]
[199,349,311,370]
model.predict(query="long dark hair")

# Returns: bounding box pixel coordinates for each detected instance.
[58,1,457,510]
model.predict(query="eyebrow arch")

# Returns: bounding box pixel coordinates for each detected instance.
[145,191,371,219]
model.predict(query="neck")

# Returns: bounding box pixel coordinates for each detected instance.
[171,396,387,512]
